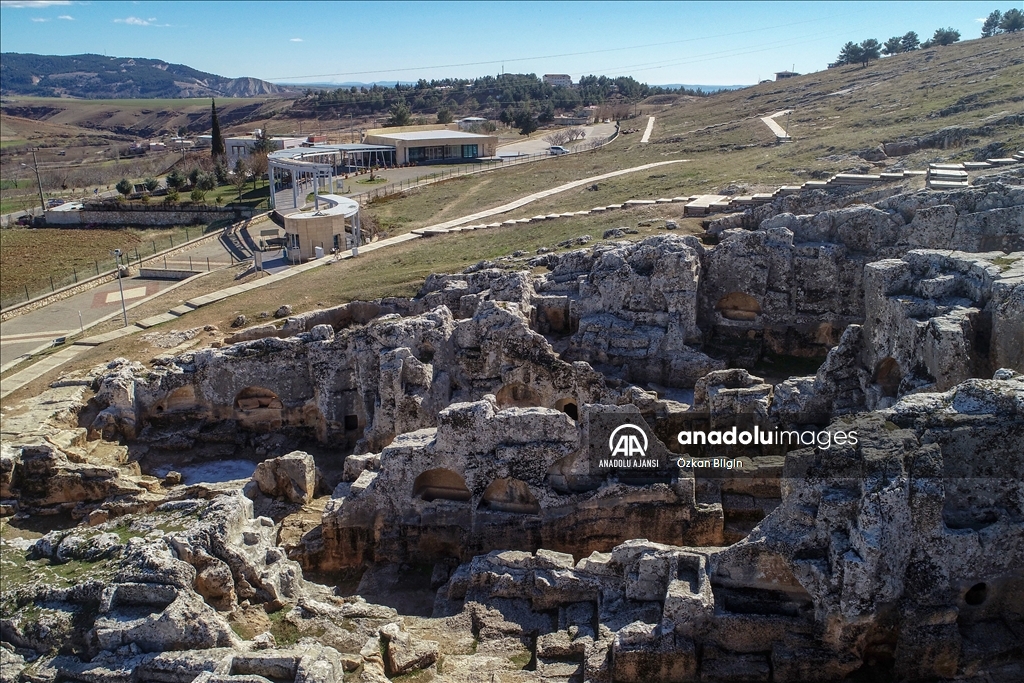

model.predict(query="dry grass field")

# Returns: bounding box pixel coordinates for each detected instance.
[366,33,1023,232]
[2,33,1021,393]
[0,225,200,305]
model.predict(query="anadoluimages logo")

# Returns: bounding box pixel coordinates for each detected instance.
[608,424,649,458]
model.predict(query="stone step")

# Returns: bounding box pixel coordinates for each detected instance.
[684,195,729,216]
[831,174,881,184]
[929,163,965,170]
[987,158,1018,165]
[927,169,968,179]
[927,180,970,190]
[963,162,993,170]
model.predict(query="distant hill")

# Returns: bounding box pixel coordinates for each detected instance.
[655,84,750,92]
[276,81,419,89]
[0,53,297,99]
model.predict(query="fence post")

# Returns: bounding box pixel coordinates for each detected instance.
[207,257,211,271]
[164,256,168,269]
[50,275,54,292]
[25,285,29,302]
[73,266,78,283]
[170,235,174,247]
[95,260,99,275]
[185,227,189,241]
[189,256,193,270]
[135,247,140,262]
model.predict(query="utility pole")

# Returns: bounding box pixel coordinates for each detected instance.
[111,249,128,327]
[31,149,45,213]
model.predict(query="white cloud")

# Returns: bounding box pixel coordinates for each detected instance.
[114,16,170,26]
[57,14,72,20]
[975,17,986,23]
[290,38,303,42]
[31,16,49,21]
[0,1,72,8]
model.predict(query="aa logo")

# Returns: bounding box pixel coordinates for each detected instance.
[608,424,648,458]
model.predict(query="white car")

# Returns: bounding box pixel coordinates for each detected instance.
[549,146,570,155]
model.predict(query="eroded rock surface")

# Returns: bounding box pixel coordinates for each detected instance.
[2,172,1022,682]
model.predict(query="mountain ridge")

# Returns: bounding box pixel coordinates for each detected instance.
[0,52,296,99]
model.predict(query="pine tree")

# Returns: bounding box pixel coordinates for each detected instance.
[210,98,226,159]
[999,8,1023,32]
[835,42,865,66]
[900,31,920,51]
[859,39,882,66]
[883,36,904,56]
[981,10,1002,37]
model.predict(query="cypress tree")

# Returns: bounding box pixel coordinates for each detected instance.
[211,98,225,159]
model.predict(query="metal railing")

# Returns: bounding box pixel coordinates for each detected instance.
[0,222,225,310]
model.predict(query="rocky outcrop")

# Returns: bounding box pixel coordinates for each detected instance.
[862,249,1023,405]
[434,374,1024,682]
[2,491,389,682]
[320,396,723,571]
[251,451,320,504]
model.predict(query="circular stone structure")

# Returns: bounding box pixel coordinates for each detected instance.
[282,194,362,262]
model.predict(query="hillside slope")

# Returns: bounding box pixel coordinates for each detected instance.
[364,33,1023,232]
[0,53,295,99]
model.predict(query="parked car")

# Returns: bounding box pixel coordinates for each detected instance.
[46,198,65,208]
[15,215,33,226]
[549,146,570,155]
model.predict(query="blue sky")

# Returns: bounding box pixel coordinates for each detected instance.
[0,2,1015,85]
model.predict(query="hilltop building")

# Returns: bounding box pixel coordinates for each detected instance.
[197,132,306,164]
[363,129,498,164]
[543,74,573,88]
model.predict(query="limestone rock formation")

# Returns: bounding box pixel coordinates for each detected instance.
[433,374,1024,682]
[252,451,320,504]
[2,170,1022,682]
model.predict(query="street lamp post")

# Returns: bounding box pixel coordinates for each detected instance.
[111,249,128,327]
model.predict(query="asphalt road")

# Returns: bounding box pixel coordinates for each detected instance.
[0,235,235,364]
[496,122,618,157]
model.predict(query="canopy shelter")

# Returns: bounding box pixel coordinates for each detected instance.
[268,143,396,211]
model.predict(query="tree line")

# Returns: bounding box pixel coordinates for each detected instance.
[830,8,1021,68]
[112,99,272,205]
[288,73,709,121]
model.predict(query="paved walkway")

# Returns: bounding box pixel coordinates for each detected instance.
[0,235,235,365]
[410,160,685,233]
[0,160,685,400]
[760,110,792,140]
[640,117,656,144]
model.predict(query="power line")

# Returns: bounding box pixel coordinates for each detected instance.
[266,11,862,81]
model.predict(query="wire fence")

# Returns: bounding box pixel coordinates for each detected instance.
[349,126,619,206]
[0,223,225,310]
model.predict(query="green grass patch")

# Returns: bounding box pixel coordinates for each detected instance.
[510,651,533,669]
[0,538,117,615]
[990,256,1018,271]
[267,607,301,646]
